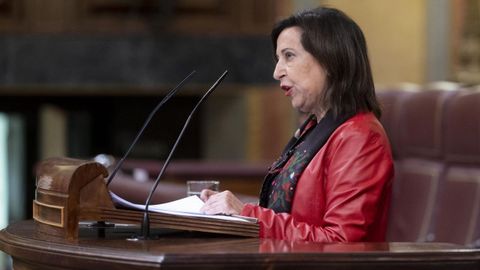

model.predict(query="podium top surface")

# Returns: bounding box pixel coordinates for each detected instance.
[1,220,480,270]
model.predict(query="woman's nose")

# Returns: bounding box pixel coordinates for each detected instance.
[273,61,285,80]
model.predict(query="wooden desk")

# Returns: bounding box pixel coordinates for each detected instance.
[1,220,479,270]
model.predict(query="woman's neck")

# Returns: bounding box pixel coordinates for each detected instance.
[313,109,326,122]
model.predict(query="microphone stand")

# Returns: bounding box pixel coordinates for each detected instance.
[106,70,196,186]
[139,70,229,239]
[91,71,195,234]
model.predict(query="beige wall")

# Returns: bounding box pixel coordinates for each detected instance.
[321,0,427,85]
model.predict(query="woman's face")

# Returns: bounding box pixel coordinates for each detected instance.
[273,26,328,118]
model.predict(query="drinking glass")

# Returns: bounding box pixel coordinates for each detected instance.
[186,180,219,197]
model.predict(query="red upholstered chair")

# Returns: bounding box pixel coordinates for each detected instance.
[434,167,480,246]
[444,89,480,164]
[376,88,417,158]
[432,89,480,246]
[388,159,444,242]
[396,89,457,158]
[387,89,457,242]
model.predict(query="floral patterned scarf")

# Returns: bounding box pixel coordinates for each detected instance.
[259,111,352,213]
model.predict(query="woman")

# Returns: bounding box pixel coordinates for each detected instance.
[201,7,393,242]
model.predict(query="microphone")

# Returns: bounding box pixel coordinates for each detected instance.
[139,70,229,239]
[106,70,196,186]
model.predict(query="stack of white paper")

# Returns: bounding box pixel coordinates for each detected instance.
[109,191,256,223]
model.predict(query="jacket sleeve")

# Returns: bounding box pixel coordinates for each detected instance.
[241,126,394,242]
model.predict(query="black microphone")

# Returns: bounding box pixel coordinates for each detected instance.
[106,70,196,186]
[139,70,229,239]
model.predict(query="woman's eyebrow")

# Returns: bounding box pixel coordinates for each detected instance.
[278,48,294,56]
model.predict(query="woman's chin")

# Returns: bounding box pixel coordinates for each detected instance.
[291,100,301,110]
[291,102,307,114]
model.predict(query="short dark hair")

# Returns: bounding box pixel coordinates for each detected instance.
[271,7,381,118]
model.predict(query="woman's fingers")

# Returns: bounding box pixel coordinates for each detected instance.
[199,189,218,202]
[200,190,244,215]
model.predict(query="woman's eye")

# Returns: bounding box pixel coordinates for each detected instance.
[285,52,294,60]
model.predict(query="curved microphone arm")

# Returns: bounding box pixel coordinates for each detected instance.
[106,70,196,186]
[140,70,228,239]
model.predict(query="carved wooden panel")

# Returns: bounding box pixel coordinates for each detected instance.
[0,0,25,32]
[0,0,280,34]
[74,0,277,34]
[452,0,480,84]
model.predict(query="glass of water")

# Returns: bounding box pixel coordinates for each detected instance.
[186,180,219,197]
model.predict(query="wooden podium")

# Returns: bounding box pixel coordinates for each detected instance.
[1,220,480,269]
[1,157,480,269]
[32,157,258,241]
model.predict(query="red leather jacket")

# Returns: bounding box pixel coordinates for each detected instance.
[241,112,393,242]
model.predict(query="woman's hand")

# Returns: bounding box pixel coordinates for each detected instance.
[200,190,244,215]
[199,189,218,202]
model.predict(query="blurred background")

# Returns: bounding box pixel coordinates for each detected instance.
[0,0,478,266]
